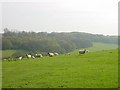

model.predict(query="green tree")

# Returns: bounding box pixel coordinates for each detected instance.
[2,38,12,50]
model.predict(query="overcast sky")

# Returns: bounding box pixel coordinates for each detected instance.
[0,0,119,35]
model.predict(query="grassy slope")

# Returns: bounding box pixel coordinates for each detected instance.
[87,42,118,52]
[2,50,16,58]
[71,42,118,54]
[2,43,118,88]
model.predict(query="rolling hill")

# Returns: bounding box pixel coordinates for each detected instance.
[2,43,118,88]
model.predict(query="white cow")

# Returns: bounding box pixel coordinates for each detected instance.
[26,54,32,58]
[35,54,43,58]
[48,53,54,57]
[86,50,89,53]
[54,53,59,56]
[18,56,22,60]
[32,56,35,58]
[79,49,86,54]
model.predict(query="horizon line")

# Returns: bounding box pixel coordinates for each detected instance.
[1,29,118,36]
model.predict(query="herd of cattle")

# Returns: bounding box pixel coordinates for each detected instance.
[3,49,89,61]
[21,53,58,60]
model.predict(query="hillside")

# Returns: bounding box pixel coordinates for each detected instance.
[1,42,118,59]
[2,49,118,88]
[2,29,118,54]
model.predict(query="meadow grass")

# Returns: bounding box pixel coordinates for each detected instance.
[2,49,118,88]
[87,42,118,52]
[1,50,17,58]
[71,42,118,54]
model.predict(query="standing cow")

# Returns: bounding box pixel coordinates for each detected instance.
[48,53,54,57]
[26,54,32,58]
[79,49,86,54]
[35,54,43,58]
[18,56,22,60]
[54,53,59,56]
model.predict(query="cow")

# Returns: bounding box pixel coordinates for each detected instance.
[79,49,86,54]
[67,53,70,55]
[26,54,32,58]
[86,50,89,53]
[35,54,43,58]
[18,56,22,60]
[54,53,59,56]
[32,56,35,59]
[48,53,54,57]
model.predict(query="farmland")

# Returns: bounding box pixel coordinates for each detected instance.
[2,43,118,88]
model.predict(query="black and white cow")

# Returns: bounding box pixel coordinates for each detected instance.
[35,54,43,58]
[48,53,54,57]
[79,49,86,54]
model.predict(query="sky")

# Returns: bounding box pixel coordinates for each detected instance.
[0,0,119,35]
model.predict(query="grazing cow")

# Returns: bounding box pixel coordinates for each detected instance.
[26,54,32,58]
[67,53,70,55]
[48,53,54,57]
[39,54,43,57]
[79,49,86,54]
[18,56,22,60]
[3,59,7,61]
[86,50,89,53]
[35,54,43,58]
[32,56,35,58]
[54,53,59,56]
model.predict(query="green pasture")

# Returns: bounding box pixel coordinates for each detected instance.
[87,42,118,52]
[2,47,118,88]
[71,42,118,54]
[2,50,16,58]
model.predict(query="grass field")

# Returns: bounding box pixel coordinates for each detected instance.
[70,42,118,54]
[2,43,118,88]
[1,50,17,58]
[87,42,118,52]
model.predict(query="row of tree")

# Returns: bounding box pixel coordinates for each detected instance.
[2,28,118,54]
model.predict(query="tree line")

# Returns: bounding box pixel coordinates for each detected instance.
[2,28,118,54]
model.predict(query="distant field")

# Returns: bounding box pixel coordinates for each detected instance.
[2,50,29,59]
[2,49,118,88]
[87,42,118,52]
[1,42,118,58]
[71,42,118,54]
[2,50,17,58]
